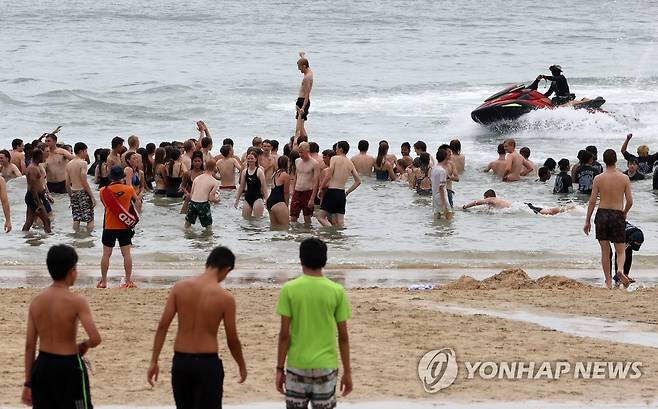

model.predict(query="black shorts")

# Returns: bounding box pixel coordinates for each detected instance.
[321,188,346,215]
[47,180,67,194]
[102,228,133,248]
[31,351,92,409]
[172,352,224,409]
[296,97,310,121]
[595,209,626,243]
[25,192,52,213]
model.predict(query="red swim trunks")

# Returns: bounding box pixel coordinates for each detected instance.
[290,190,314,218]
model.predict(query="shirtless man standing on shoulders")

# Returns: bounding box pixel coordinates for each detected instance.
[148,246,247,409]
[290,142,320,224]
[65,143,96,232]
[584,149,633,289]
[216,145,242,189]
[295,51,313,139]
[502,138,533,182]
[318,141,361,227]
[44,133,73,194]
[351,140,376,176]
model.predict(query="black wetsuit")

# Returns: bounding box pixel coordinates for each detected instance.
[624,170,645,181]
[609,222,644,282]
[553,171,573,194]
[575,164,599,194]
[622,151,658,175]
[543,74,571,105]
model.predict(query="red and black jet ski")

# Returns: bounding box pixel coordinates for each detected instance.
[471,83,606,125]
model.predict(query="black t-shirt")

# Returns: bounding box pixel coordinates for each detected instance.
[553,171,573,194]
[622,151,658,175]
[624,169,645,181]
[575,164,599,194]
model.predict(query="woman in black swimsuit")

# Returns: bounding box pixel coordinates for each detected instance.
[234,150,268,218]
[166,149,185,198]
[266,156,290,227]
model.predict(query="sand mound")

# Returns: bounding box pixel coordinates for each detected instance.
[479,268,537,289]
[441,269,591,290]
[443,275,481,290]
[536,275,589,289]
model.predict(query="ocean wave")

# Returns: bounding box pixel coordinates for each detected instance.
[0,91,27,106]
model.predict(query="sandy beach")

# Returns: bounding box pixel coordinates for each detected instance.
[1,270,657,406]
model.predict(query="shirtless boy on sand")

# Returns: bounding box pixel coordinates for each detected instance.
[148,246,247,409]
[22,245,101,408]
[216,145,242,189]
[65,142,96,232]
[351,140,375,176]
[502,138,533,182]
[295,51,313,139]
[584,149,633,289]
[318,141,361,227]
[290,142,320,224]
[185,158,220,229]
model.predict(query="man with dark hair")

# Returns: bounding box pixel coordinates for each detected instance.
[624,158,645,181]
[98,165,141,288]
[413,140,434,166]
[537,166,551,182]
[609,222,644,287]
[449,139,465,173]
[0,149,21,180]
[201,136,214,164]
[44,133,73,194]
[10,138,26,173]
[574,150,600,194]
[462,189,513,210]
[351,140,375,176]
[108,136,125,168]
[216,145,242,189]
[585,145,603,174]
[432,148,451,218]
[535,64,572,105]
[400,142,413,169]
[553,158,573,194]
[276,238,352,408]
[318,141,361,227]
[22,245,101,408]
[484,143,507,178]
[270,139,280,161]
[295,52,313,139]
[584,148,633,289]
[519,147,537,176]
[23,149,53,233]
[261,139,277,182]
[65,142,96,232]
[148,246,246,408]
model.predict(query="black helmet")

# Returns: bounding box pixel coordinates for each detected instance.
[549,65,562,74]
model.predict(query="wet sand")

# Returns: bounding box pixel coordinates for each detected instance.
[0,270,657,406]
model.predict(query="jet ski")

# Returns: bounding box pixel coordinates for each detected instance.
[471,82,606,125]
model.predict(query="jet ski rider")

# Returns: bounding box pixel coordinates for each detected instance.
[532,65,573,106]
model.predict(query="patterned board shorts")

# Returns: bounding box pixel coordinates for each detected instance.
[285,368,337,409]
[186,201,212,227]
[70,190,94,222]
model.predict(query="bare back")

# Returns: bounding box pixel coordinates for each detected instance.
[488,159,507,178]
[351,154,375,175]
[29,288,84,355]
[190,173,219,202]
[453,154,465,173]
[328,155,356,189]
[65,158,88,191]
[504,151,524,181]
[595,169,631,211]
[217,157,241,187]
[173,278,233,353]
[26,164,45,194]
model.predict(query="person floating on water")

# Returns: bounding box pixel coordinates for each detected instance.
[529,65,573,106]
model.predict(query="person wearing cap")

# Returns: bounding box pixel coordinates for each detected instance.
[535,64,572,105]
[621,133,658,176]
[609,222,644,287]
[98,165,141,288]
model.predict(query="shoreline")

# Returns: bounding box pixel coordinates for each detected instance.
[1,271,657,406]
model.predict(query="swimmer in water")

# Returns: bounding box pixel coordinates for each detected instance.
[462,189,512,210]
[483,143,507,178]
[525,202,580,216]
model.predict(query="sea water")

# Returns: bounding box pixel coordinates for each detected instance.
[1,0,658,286]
